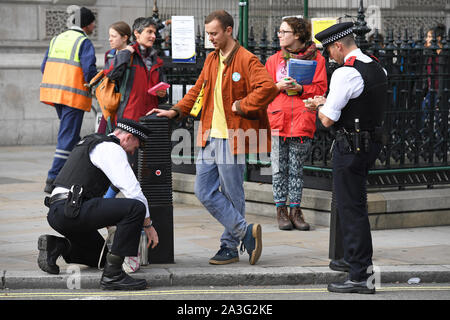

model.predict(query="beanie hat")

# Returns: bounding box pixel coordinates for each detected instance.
[73,7,95,28]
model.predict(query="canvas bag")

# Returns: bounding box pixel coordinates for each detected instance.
[88,55,134,132]
[98,226,146,273]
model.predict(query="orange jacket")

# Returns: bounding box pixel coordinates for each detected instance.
[172,41,278,154]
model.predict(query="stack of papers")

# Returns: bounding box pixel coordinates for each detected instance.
[287,59,317,85]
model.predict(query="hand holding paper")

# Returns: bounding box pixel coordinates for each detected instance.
[148,82,170,96]
[304,95,326,111]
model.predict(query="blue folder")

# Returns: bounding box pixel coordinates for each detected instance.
[287,59,317,85]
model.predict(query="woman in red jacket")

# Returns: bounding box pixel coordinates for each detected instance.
[102,21,167,196]
[265,17,327,231]
[101,18,167,272]
[104,17,167,124]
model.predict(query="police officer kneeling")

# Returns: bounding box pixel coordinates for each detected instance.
[306,23,388,294]
[38,118,159,291]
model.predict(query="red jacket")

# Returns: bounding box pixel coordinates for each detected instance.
[265,50,327,138]
[104,43,163,122]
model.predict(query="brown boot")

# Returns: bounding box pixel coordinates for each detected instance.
[289,207,310,231]
[277,206,293,230]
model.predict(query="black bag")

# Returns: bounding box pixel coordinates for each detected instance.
[64,185,84,219]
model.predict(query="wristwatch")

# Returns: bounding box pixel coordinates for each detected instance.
[143,220,153,229]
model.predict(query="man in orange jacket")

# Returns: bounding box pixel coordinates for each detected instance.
[149,10,278,266]
[40,7,97,194]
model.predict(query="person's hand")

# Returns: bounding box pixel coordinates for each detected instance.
[126,45,135,53]
[155,90,167,98]
[276,77,296,91]
[305,95,326,111]
[313,95,326,106]
[145,225,159,249]
[146,108,177,118]
[232,101,238,113]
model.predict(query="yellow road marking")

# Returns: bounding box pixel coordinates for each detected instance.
[1,286,450,298]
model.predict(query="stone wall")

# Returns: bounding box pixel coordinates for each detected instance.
[0,0,158,146]
[0,0,448,145]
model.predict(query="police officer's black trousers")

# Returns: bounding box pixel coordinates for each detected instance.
[47,197,146,267]
[332,140,382,281]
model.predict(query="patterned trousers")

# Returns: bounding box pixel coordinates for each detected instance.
[270,136,312,205]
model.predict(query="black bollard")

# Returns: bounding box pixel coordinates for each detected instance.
[138,113,174,263]
[328,182,344,260]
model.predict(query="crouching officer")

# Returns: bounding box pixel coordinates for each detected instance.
[38,118,159,291]
[306,22,388,294]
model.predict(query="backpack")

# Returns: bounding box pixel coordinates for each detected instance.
[88,55,133,133]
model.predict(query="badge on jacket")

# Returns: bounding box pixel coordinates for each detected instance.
[232,72,241,82]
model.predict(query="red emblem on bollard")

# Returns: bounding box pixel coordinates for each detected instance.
[155,169,162,176]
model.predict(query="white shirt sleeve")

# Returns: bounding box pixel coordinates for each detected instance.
[319,66,365,122]
[89,141,150,219]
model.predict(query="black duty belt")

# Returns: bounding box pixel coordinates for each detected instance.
[44,192,69,207]
[335,129,373,154]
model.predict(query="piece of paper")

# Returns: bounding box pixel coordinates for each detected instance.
[311,18,338,46]
[287,59,317,85]
[148,82,171,96]
[171,16,196,63]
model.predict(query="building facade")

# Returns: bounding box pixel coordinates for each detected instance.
[0,0,448,145]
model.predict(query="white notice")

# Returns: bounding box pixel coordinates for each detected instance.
[171,16,196,63]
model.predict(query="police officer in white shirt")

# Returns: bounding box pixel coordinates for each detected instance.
[306,22,388,294]
[38,118,159,291]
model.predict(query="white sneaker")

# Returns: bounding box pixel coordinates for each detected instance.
[122,255,140,273]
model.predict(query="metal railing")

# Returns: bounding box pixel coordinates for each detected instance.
[154,3,450,190]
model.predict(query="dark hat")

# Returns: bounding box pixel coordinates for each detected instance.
[116,118,151,144]
[315,22,354,48]
[73,7,96,28]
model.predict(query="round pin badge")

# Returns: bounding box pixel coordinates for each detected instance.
[232,72,241,82]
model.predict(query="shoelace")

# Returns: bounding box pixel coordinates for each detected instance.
[98,227,116,270]
[239,243,247,255]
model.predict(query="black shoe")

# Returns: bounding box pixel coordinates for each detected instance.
[44,178,55,194]
[209,247,239,265]
[37,234,71,274]
[100,253,147,291]
[240,223,262,265]
[327,279,376,294]
[329,258,350,272]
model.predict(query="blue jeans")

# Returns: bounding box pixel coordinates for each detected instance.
[47,104,84,180]
[194,138,247,250]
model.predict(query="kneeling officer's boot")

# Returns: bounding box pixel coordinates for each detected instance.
[37,234,71,274]
[100,253,147,290]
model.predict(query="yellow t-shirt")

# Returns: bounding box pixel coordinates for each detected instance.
[210,53,228,139]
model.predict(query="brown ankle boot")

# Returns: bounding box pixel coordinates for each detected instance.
[289,207,310,231]
[277,206,293,230]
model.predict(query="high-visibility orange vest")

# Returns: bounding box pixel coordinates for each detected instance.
[40,29,92,111]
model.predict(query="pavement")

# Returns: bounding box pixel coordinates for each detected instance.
[1,145,450,290]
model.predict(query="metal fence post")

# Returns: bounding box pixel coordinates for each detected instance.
[328,182,344,260]
[353,0,371,52]
[304,0,309,18]
[238,1,249,48]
